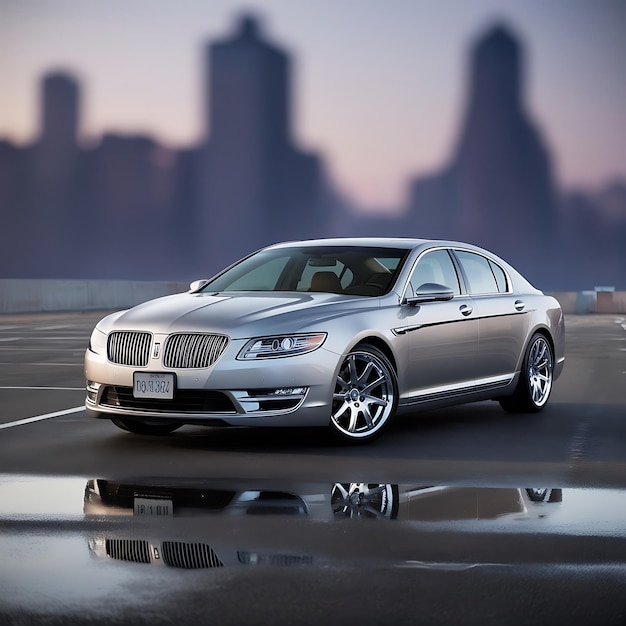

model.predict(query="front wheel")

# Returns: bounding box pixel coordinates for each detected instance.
[111,417,181,436]
[330,345,398,442]
[331,483,399,519]
[499,333,554,413]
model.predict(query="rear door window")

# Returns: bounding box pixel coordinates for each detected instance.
[454,251,506,295]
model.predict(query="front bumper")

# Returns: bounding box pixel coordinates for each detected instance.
[84,338,339,428]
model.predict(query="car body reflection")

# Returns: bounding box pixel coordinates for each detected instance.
[84,479,564,570]
[84,478,562,523]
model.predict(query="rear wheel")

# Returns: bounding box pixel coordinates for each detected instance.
[330,345,398,442]
[111,417,181,435]
[499,333,553,413]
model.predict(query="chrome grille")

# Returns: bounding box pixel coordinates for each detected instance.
[163,333,229,369]
[105,538,151,564]
[161,541,223,569]
[108,331,152,367]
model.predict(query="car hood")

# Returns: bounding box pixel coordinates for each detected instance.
[100,291,381,338]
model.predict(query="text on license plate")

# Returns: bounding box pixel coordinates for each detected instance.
[133,372,175,399]
[134,497,173,516]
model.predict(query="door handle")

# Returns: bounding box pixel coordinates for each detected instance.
[459,304,473,317]
[514,300,526,312]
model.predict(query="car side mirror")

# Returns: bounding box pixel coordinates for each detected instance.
[189,279,210,292]
[405,282,454,306]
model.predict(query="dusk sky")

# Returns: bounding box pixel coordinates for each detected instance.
[2,0,625,210]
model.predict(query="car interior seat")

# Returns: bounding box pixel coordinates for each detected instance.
[310,271,343,293]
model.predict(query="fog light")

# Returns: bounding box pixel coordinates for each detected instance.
[272,387,306,396]
[86,380,100,402]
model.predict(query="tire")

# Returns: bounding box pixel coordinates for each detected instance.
[526,488,563,504]
[331,483,399,519]
[330,344,398,442]
[499,333,554,413]
[111,417,181,436]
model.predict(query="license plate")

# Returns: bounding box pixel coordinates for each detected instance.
[134,497,173,517]
[133,372,175,399]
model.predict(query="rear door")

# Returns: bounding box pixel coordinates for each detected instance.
[452,250,529,381]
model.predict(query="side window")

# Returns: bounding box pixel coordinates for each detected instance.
[455,251,499,294]
[409,250,460,297]
[488,260,508,293]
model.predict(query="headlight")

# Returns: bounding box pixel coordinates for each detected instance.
[237,333,327,360]
[88,327,108,355]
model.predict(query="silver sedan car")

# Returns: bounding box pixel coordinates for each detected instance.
[85,238,565,442]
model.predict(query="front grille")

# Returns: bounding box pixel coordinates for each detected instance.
[163,333,229,368]
[108,331,152,366]
[106,538,151,564]
[161,541,223,569]
[101,386,236,413]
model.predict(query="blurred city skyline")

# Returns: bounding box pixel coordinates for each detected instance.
[2,0,625,210]
[1,2,625,291]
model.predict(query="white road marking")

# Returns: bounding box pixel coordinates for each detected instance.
[0,347,83,351]
[33,325,71,331]
[0,386,83,391]
[0,406,84,430]
[0,362,82,367]
[0,338,23,342]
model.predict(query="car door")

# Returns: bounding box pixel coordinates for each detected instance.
[400,249,479,401]
[452,250,530,381]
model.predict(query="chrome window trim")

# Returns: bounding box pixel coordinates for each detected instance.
[399,246,464,304]
[451,248,513,296]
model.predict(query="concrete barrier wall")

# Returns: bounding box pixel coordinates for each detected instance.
[1,279,625,314]
[0,279,189,314]
[548,291,626,315]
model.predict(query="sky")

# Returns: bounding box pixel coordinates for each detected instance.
[1,0,625,210]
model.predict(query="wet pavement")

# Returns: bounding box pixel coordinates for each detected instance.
[1,314,626,624]
[1,475,626,625]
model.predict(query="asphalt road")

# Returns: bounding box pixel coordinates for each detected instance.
[0,312,625,485]
[1,312,626,625]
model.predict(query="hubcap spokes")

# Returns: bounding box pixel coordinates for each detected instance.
[528,337,553,407]
[331,483,394,519]
[332,352,394,436]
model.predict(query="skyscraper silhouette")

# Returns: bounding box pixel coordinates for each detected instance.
[32,72,80,210]
[453,25,557,268]
[25,72,82,276]
[408,23,559,286]
[196,15,325,270]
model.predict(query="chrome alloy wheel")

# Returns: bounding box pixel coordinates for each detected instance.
[500,332,554,414]
[331,483,398,519]
[527,335,553,408]
[331,346,397,441]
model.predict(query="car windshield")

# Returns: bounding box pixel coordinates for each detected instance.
[200,246,411,296]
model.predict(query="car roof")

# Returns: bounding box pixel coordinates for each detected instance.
[265,237,491,254]
[266,237,433,250]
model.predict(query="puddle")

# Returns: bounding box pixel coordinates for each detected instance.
[1,475,626,623]
[0,474,625,536]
